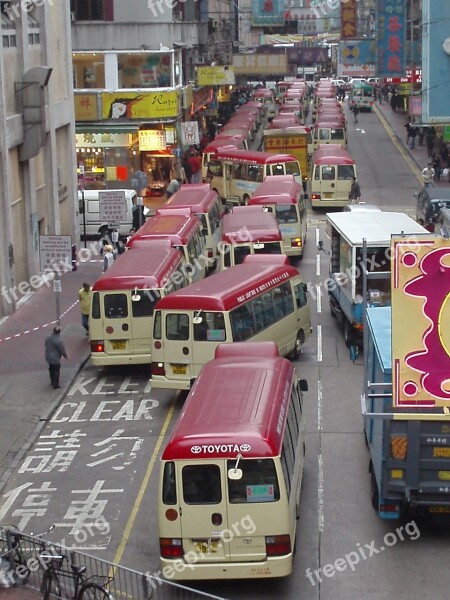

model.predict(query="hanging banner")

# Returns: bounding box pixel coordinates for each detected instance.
[180,121,200,146]
[391,236,450,408]
[376,0,406,78]
[341,0,357,40]
[339,40,376,66]
[252,0,285,27]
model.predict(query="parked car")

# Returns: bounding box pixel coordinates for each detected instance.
[349,78,368,87]
[415,186,450,232]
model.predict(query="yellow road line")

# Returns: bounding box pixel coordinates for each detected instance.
[110,399,177,571]
[374,104,423,186]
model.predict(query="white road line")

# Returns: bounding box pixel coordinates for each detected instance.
[317,324,322,362]
[318,453,324,533]
[316,284,322,313]
[317,380,322,432]
[315,227,321,276]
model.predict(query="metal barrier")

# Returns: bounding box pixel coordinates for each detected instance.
[0,527,227,600]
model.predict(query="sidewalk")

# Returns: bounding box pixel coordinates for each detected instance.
[375,98,450,187]
[0,251,103,496]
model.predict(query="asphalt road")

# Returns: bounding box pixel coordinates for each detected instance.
[1,103,450,600]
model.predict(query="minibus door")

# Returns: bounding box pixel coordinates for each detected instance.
[177,461,232,564]
[319,165,336,202]
[101,292,131,355]
[163,312,195,383]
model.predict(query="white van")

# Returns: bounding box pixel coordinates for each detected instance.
[78,189,138,239]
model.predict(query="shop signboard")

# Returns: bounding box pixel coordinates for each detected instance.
[422,0,450,123]
[252,0,284,26]
[138,130,166,151]
[338,40,376,66]
[232,54,288,76]
[197,67,235,86]
[102,91,180,119]
[74,94,98,121]
[376,0,406,78]
[180,122,200,146]
[341,0,357,40]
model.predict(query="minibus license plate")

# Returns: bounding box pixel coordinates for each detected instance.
[112,341,126,350]
[172,364,187,375]
[429,506,450,514]
[193,540,218,554]
[323,192,333,198]
[433,447,450,458]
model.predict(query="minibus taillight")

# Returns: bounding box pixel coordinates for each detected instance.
[151,362,165,377]
[311,193,321,200]
[160,538,183,559]
[291,237,302,248]
[265,535,291,557]
[90,340,104,353]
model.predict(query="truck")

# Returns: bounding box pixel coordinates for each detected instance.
[324,211,427,346]
[362,234,450,518]
[263,127,311,188]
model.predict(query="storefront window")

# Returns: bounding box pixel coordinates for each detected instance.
[73,54,105,89]
[118,53,173,88]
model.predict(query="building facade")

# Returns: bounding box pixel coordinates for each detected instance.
[0,0,77,317]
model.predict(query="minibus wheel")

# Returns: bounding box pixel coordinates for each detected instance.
[291,330,305,360]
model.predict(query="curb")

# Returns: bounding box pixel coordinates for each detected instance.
[0,350,91,497]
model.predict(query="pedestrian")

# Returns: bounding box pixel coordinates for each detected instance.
[78,282,91,335]
[422,162,435,187]
[116,239,126,255]
[418,127,425,147]
[182,154,192,184]
[351,103,359,123]
[404,121,412,146]
[432,153,442,181]
[166,177,182,199]
[44,326,68,389]
[350,176,361,202]
[103,245,115,272]
[188,150,202,184]
[126,228,136,244]
[132,204,146,230]
[425,128,435,157]
[409,125,417,149]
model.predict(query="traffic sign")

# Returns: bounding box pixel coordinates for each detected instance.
[99,190,126,223]
[39,235,72,273]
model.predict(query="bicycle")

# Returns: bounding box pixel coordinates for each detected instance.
[40,551,114,599]
[0,525,54,585]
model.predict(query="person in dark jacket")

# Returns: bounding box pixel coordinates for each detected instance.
[44,326,68,389]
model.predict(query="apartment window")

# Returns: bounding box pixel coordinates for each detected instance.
[28,13,40,45]
[71,0,105,21]
[1,10,16,48]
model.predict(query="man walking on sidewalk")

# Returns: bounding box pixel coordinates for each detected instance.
[78,282,91,335]
[44,326,68,389]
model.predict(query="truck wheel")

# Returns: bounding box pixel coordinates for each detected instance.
[291,330,305,360]
[98,225,109,238]
[344,319,354,347]
[370,470,379,511]
[243,194,250,206]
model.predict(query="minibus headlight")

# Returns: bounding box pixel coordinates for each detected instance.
[160,538,183,559]
[90,340,104,353]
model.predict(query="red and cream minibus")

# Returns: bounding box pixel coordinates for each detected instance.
[310,144,356,208]
[150,255,311,390]
[158,341,308,580]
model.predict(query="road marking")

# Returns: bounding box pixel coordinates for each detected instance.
[318,453,324,533]
[110,398,177,571]
[316,284,322,313]
[317,324,322,362]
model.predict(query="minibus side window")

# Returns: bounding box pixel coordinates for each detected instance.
[162,462,177,505]
[230,305,255,341]
[337,164,354,180]
[104,293,128,319]
[182,465,221,504]
[153,310,162,340]
[294,282,308,309]
[132,290,160,317]
[194,312,226,342]
[166,313,189,341]
[276,205,297,223]
[91,292,100,319]
[227,459,280,503]
[273,282,294,318]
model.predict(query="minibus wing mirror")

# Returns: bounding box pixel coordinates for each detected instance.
[131,287,140,302]
[228,453,243,480]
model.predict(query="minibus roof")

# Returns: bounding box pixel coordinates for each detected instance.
[166,185,220,213]
[92,247,183,291]
[222,209,282,243]
[312,146,354,164]
[250,175,302,204]
[127,213,200,247]
[155,260,298,312]
[161,343,295,460]
[212,148,297,164]
[204,135,245,152]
